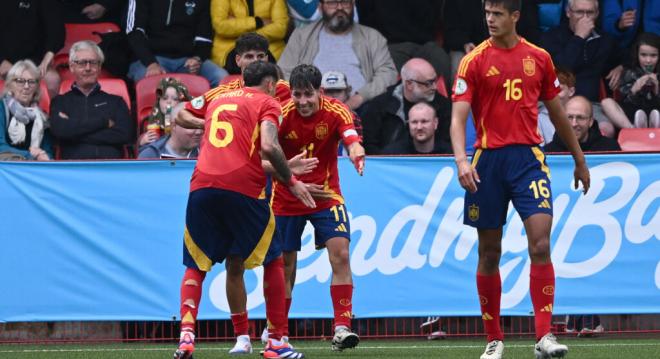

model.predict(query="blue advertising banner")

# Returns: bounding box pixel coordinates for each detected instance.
[0,155,658,322]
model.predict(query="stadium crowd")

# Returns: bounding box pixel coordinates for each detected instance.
[1,0,658,358]
[1,0,657,160]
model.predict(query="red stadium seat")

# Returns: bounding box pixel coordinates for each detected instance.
[135,74,211,131]
[0,79,51,114]
[618,128,660,151]
[436,76,448,97]
[220,74,242,85]
[59,78,131,110]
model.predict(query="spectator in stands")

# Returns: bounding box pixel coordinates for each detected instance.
[360,58,451,154]
[138,103,201,158]
[0,60,52,161]
[287,0,358,28]
[320,70,362,138]
[50,41,132,159]
[210,0,289,69]
[443,0,542,77]
[0,0,65,98]
[544,95,621,151]
[126,0,227,87]
[58,0,126,25]
[139,77,192,147]
[381,102,451,155]
[541,0,630,137]
[356,0,451,91]
[278,0,397,110]
[601,0,660,51]
[619,32,660,127]
[538,68,576,145]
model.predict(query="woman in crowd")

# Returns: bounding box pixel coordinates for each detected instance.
[0,60,52,160]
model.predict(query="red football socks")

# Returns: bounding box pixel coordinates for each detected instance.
[284,297,292,336]
[530,263,555,341]
[231,312,249,336]
[263,257,286,340]
[330,284,353,329]
[180,268,206,333]
[476,272,503,342]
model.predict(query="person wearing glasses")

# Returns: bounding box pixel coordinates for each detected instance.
[360,58,451,154]
[541,0,630,138]
[278,0,397,111]
[49,41,132,159]
[544,95,621,151]
[0,60,53,161]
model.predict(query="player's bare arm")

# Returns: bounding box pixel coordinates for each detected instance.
[544,97,590,194]
[347,142,365,176]
[176,108,205,129]
[450,101,480,193]
[261,120,316,208]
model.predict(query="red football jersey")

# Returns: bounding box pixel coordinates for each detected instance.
[185,87,281,199]
[206,78,291,105]
[452,38,560,149]
[273,96,358,216]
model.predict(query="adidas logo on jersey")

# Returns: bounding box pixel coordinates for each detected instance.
[538,199,551,209]
[335,224,348,232]
[486,66,501,77]
[285,131,298,140]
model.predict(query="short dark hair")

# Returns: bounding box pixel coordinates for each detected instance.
[485,0,521,13]
[289,64,322,90]
[235,32,269,55]
[243,61,279,87]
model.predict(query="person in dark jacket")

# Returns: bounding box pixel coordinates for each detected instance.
[544,95,621,151]
[125,0,227,86]
[138,103,201,159]
[360,58,451,154]
[0,0,65,78]
[50,41,132,159]
[57,0,126,25]
[381,101,452,155]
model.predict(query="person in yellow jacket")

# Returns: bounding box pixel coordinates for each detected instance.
[211,0,289,67]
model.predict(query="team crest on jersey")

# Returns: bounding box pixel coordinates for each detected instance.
[523,58,536,76]
[315,123,328,140]
[191,96,205,109]
[468,204,479,222]
[455,78,468,95]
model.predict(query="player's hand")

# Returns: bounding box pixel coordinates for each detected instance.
[288,150,319,175]
[304,183,334,200]
[289,180,316,208]
[574,161,590,194]
[456,158,480,193]
[348,143,365,176]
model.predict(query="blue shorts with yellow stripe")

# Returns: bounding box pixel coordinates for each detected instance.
[276,204,351,251]
[464,145,553,229]
[183,188,276,271]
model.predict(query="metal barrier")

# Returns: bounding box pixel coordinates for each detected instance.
[1,315,658,344]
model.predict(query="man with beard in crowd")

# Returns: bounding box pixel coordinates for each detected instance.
[277,0,397,111]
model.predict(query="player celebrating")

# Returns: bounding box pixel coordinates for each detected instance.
[173,61,313,359]
[450,1,590,359]
[273,64,365,351]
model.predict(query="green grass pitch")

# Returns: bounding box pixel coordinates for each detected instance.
[1,337,659,358]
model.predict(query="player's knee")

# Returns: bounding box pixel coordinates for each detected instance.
[528,237,551,260]
[329,247,350,267]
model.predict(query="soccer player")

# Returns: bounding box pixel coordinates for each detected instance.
[172,61,313,359]
[201,32,316,355]
[213,32,291,104]
[450,1,591,359]
[273,64,365,351]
